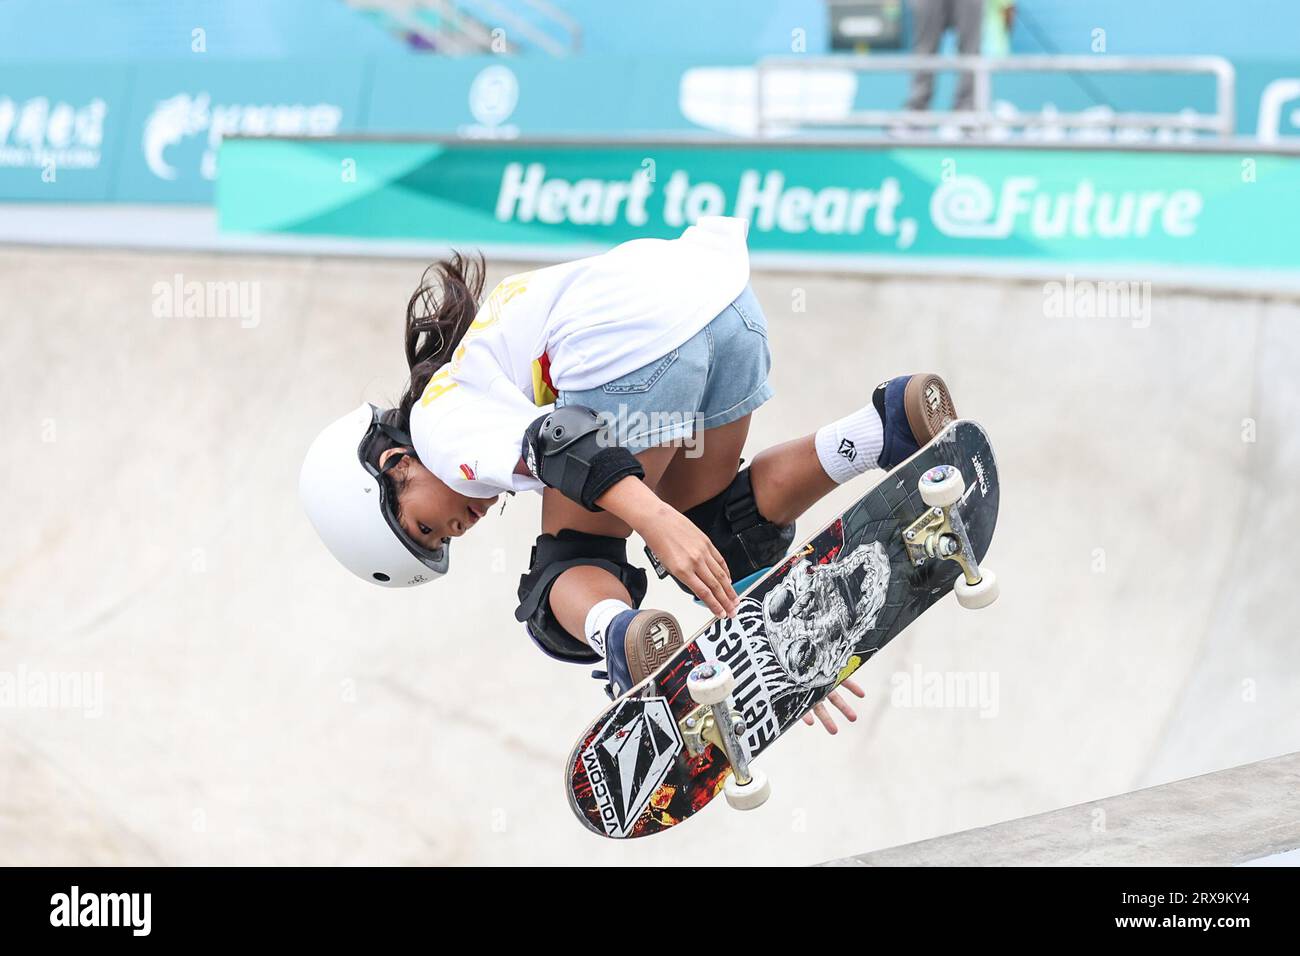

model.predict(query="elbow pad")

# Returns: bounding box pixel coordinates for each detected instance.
[522,406,644,511]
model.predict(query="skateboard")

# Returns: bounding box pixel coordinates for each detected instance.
[565,419,1000,838]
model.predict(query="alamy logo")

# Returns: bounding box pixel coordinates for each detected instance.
[581,697,682,837]
[837,438,857,461]
[152,273,260,328]
[890,665,999,719]
[924,382,944,411]
[50,886,151,936]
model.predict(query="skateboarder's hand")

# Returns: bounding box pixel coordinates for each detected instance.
[639,508,739,618]
[802,678,866,734]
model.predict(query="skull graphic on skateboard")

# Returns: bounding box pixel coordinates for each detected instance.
[565,419,1000,839]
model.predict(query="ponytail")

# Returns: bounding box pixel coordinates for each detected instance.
[395,252,486,430]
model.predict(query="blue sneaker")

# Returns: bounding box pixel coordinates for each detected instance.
[592,609,684,699]
[873,373,957,470]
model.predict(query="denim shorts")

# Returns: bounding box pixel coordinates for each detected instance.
[556,285,774,452]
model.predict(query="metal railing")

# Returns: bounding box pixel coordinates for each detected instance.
[471,0,582,56]
[754,54,1236,139]
[518,0,582,54]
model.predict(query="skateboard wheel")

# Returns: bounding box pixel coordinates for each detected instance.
[919,464,965,508]
[724,768,771,811]
[955,567,999,609]
[687,661,735,705]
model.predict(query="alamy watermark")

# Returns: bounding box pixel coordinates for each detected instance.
[890,664,999,718]
[50,886,150,936]
[152,273,261,328]
[1043,274,1152,328]
[597,404,705,458]
[0,666,103,718]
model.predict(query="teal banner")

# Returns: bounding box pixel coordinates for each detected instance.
[218,139,1300,272]
[6,55,1300,204]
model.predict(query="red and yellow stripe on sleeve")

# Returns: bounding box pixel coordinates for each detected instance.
[531,352,557,406]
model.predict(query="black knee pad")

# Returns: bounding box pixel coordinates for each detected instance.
[516,530,648,664]
[647,467,796,595]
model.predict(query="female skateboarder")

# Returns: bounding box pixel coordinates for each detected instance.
[299,217,956,731]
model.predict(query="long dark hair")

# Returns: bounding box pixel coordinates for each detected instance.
[394,252,486,433]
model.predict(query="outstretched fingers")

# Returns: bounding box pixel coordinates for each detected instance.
[802,680,867,734]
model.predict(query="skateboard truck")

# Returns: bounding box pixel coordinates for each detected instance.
[904,464,999,609]
[681,662,771,811]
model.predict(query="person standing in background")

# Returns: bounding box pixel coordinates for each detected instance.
[983,0,1016,57]
[905,0,986,113]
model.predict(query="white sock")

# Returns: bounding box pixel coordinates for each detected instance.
[815,403,883,484]
[583,598,631,659]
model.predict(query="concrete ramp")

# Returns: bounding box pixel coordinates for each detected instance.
[822,752,1300,866]
[2,245,1298,864]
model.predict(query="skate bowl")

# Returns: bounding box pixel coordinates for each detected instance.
[1,243,1298,864]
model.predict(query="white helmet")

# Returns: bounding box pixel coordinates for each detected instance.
[299,403,449,587]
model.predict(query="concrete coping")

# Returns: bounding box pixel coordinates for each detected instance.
[821,752,1300,867]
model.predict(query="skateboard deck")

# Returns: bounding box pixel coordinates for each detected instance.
[566,419,999,838]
